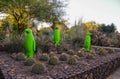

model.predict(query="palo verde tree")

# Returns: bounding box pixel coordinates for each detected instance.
[0,0,67,34]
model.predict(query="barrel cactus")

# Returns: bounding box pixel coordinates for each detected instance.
[68,56,77,65]
[16,52,26,61]
[24,57,35,66]
[59,53,68,61]
[40,53,49,61]
[49,56,59,65]
[31,62,46,74]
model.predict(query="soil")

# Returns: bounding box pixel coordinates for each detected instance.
[0,46,120,79]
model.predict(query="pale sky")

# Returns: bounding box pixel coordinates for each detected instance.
[65,0,120,32]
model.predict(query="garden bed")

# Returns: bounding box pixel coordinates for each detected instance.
[0,47,120,79]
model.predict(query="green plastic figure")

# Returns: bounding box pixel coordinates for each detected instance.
[84,32,91,51]
[52,27,61,46]
[24,28,36,58]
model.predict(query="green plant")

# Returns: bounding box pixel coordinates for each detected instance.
[86,53,94,59]
[16,52,26,61]
[59,53,68,61]
[77,50,84,57]
[68,56,77,65]
[67,50,74,55]
[31,61,46,74]
[24,57,35,66]
[49,56,59,65]
[98,48,106,56]
[40,53,49,61]
[108,48,115,54]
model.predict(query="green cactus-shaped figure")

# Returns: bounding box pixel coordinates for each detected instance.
[52,27,60,46]
[84,32,91,52]
[24,28,36,58]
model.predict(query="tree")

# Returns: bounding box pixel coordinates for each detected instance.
[0,0,67,34]
[98,23,116,34]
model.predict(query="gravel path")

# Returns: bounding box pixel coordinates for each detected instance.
[107,68,120,79]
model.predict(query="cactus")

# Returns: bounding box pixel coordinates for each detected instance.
[86,53,94,59]
[67,50,74,55]
[24,57,35,66]
[59,53,68,61]
[98,48,106,56]
[40,53,49,61]
[68,56,77,65]
[49,52,56,57]
[16,52,26,61]
[31,61,46,74]
[49,56,59,65]
[77,50,84,57]
[108,48,115,54]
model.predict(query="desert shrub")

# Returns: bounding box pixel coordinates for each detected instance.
[49,56,59,65]
[59,53,68,61]
[16,52,26,61]
[24,57,35,66]
[31,62,46,74]
[40,53,49,61]
[3,34,24,53]
[68,56,77,65]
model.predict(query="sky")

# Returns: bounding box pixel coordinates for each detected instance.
[65,0,120,32]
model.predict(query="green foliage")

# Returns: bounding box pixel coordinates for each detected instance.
[0,0,67,33]
[16,52,26,61]
[67,50,74,55]
[49,56,59,65]
[59,53,68,61]
[24,57,35,66]
[98,48,107,56]
[40,53,49,61]
[68,56,77,65]
[31,61,46,74]
[98,23,116,34]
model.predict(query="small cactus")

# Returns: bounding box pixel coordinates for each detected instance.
[59,53,68,61]
[77,50,84,57]
[68,56,77,65]
[16,52,26,61]
[40,53,49,61]
[49,52,56,57]
[31,61,46,74]
[67,50,74,55]
[98,48,106,56]
[108,48,115,54]
[49,56,59,65]
[24,57,35,66]
[86,53,94,59]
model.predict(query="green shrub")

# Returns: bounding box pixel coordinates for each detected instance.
[49,56,59,65]
[16,52,26,61]
[24,57,35,66]
[67,50,74,55]
[68,56,77,65]
[31,62,46,74]
[59,53,68,61]
[40,53,49,61]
